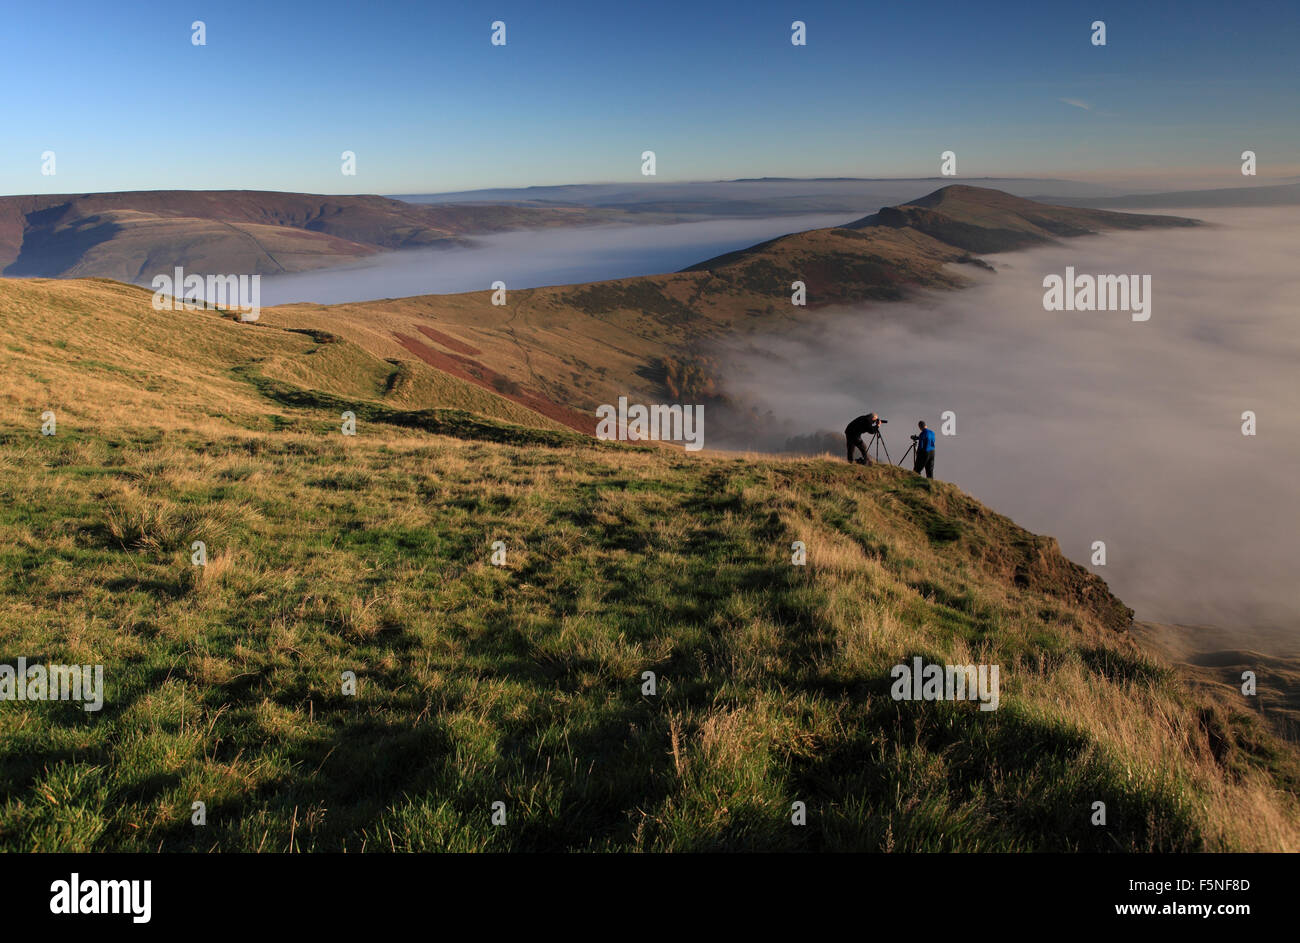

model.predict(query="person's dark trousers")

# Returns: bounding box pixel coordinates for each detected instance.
[914,450,935,478]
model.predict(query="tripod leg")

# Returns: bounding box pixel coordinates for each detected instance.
[899,443,914,467]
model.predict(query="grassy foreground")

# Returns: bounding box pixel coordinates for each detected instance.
[1,278,1297,852]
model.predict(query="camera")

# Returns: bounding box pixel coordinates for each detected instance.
[878,419,888,424]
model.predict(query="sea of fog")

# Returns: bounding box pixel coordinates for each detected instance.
[713,208,1300,644]
[254,213,856,306]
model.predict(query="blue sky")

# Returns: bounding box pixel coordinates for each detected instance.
[2,0,1296,195]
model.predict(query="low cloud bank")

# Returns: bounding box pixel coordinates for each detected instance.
[714,208,1300,642]
[253,213,856,306]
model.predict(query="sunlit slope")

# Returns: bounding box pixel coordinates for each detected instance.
[0,278,571,439]
[0,278,1296,852]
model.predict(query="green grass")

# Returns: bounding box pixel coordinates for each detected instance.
[2,424,1296,852]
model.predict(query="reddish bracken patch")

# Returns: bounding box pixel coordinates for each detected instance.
[415,324,482,356]
[392,332,595,435]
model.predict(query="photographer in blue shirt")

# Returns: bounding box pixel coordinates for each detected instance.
[911,421,936,478]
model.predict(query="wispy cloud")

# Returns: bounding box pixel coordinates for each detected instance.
[1059,97,1094,111]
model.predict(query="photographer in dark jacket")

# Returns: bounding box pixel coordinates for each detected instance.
[845,413,884,464]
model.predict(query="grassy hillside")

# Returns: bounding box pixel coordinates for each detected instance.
[1,277,1296,852]
[0,278,570,438]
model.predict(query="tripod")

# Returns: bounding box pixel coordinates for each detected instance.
[866,429,892,463]
[898,439,916,468]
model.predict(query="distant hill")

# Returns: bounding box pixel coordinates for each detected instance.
[0,190,611,282]
[1,183,1204,292]
[1048,181,1300,209]
[683,184,1197,298]
[394,176,1136,218]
